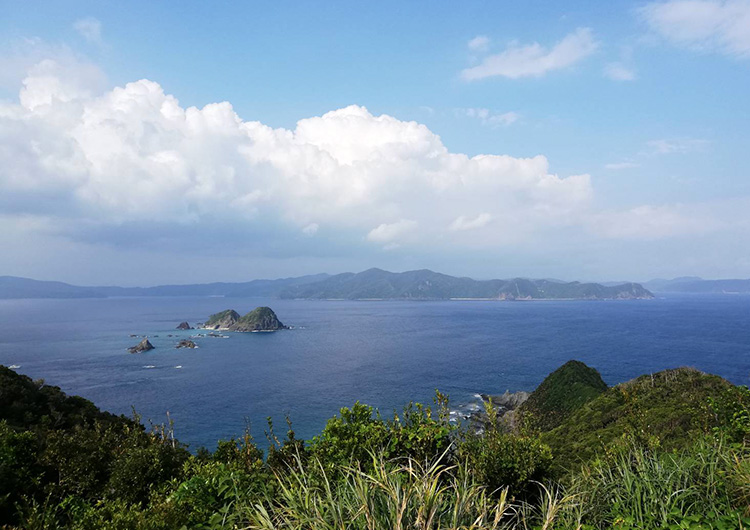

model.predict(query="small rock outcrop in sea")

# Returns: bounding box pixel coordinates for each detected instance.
[232,307,287,332]
[202,307,287,332]
[202,309,241,330]
[128,338,154,354]
[175,339,198,349]
[176,321,192,330]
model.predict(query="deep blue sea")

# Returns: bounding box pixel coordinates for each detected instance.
[0,294,748,451]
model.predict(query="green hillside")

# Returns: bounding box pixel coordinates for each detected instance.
[203,309,240,329]
[519,360,609,431]
[1,362,748,529]
[541,367,748,469]
[0,366,127,432]
[233,306,287,331]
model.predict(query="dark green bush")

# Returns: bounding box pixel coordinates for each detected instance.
[457,400,552,496]
[308,397,454,471]
[0,421,41,522]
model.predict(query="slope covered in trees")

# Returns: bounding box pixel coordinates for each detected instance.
[0,361,748,529]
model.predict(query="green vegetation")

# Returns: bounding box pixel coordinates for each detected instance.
[519,360,608,431]
[203,307,286,331]
[279,268,654,300]
[203,310,240,329]
[1,361,748,529]
[1,270,654,300]
[233,307,286,332]
[542,367,748,470]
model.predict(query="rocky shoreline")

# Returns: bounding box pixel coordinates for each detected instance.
[453,390,530,433]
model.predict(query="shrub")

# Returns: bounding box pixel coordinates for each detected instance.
[458,400,552,497]
[309,397,454,472]
[0,421,41,522]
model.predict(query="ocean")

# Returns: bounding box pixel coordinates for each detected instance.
[0,294,748,451]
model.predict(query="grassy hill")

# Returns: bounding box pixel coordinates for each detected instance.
[540,367,746,469]
[519,360,608,431]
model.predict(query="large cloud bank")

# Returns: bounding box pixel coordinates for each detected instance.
[0,61,594,252]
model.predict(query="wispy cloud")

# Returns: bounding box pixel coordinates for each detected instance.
[640,0,750,58]
[467,35,490,52]
[591,204,724,240]
[73,17,103,45]
[367,220,417,244]
[302,223,319,235]
[604,62,637,81]
[647,138,710,154]
[461,28,598,80]
[449,213,493,231]
[605,161,640,170]
[457,108,520,127]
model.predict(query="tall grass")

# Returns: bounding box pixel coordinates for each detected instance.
[244,451,513,530]
[567,437,750,529]
[19,439,747,529]
[237,439,750,530]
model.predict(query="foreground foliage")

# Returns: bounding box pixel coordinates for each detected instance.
[1,362,749,529]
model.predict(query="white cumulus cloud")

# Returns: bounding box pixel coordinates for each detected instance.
[461,28,598,80]
[0,62,598,255]
[2,55,748,281]
[640,0,750,58]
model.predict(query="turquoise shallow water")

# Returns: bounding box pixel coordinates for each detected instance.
[0,294,748,451]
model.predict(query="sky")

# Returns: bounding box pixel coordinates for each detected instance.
[1,0,749,286]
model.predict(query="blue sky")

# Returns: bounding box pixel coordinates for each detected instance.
[1,0,749,285]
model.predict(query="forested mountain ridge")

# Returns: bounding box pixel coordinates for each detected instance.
[0,270,652,300]
[280,268,653,300]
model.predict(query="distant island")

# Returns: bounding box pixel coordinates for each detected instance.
[202,307,287,332]
[277,268,653,300]
[0,269,654,301]
[643,277,750,294]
